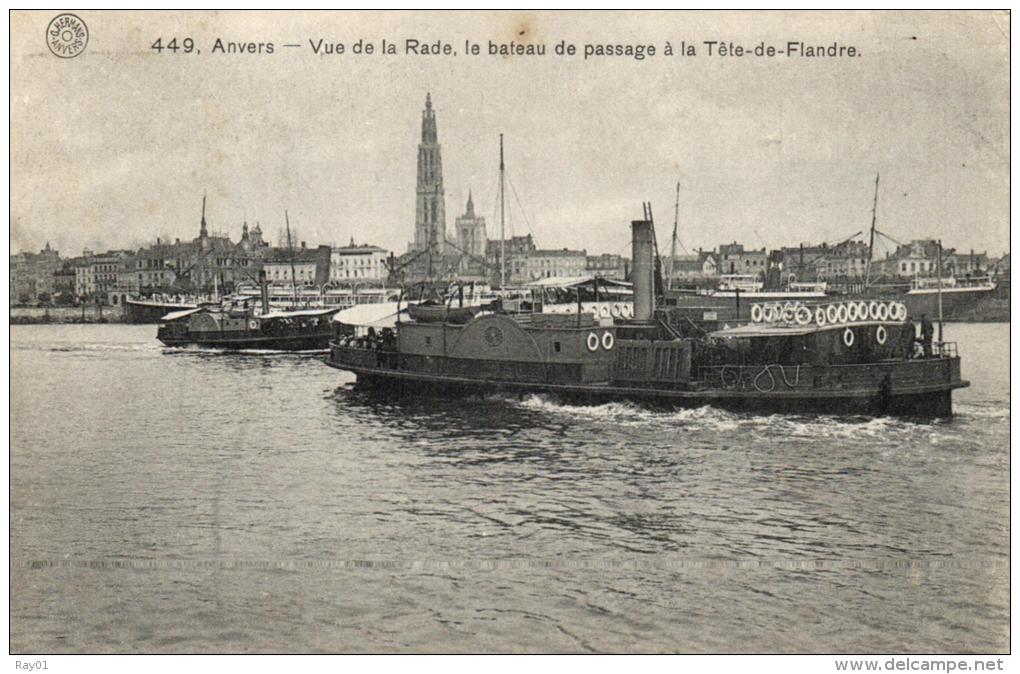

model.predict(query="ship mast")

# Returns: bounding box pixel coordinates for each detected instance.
[285,210,298,308]
[864,173,880,288]
[668,181,680,291]
[936,239,944,343]
[499,133,506,290]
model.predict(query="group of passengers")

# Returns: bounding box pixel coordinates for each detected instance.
[336,326,396,351]
[901,314,936,359]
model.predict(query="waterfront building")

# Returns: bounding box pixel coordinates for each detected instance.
[53,263,76,303]
[666,251,718,281]
[717,242,768,276]
[330,240,389,283]
[264,244,331,287]
[586,253,628,280]
[74,254,95,299]
[526,248,588,281]
[91,251,126,300]
[485,234,535,286]
[9,242,61,304]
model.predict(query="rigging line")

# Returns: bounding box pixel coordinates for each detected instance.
[505,171,535,237]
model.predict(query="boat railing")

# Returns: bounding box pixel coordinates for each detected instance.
[697,356,959,392]
[933,341,959,358]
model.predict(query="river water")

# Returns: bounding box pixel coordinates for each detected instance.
[9,323,1009,653]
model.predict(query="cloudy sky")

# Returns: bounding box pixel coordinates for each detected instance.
[10,10,1010,260]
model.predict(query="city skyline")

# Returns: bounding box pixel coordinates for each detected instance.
[11,11,1009,259]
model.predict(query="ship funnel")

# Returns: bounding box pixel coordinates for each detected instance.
[258,270,270,315]
[631,218,655,322]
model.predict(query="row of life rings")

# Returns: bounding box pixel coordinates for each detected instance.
[842,324,889,348]
[751,300,907,326]
[587,303,633,320]
[586,331,615,352]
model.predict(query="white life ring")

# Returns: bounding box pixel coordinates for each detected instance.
[837,303,849,324]
[751,304,764,323]
[599,304,611,319]
[826,304,839,324]
[894,302,907,321]
[795,306,812,325]
[781,306,796,323]
[602,331,615,350]
[762,305,776,323]
[877,303,889,321]
[857,302,869,321]
[586,332,600,352]
[590,305,601,318]
[847,302,860,322]
[876,325,888,345]
[815,306,827,326]
[868,301,880,320]
[621,304,633,319]
[610,303,622,319]
[843,327,855,347]
[249,319,258,330]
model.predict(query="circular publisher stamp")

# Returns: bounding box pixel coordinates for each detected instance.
[46,14,88,58]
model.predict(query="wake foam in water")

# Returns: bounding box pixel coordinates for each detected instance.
[513,394,742,431]
[508,393,950,440]
[46,342,160,353]
[163,346,327,356]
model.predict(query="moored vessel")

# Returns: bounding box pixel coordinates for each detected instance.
[157,272,338,350]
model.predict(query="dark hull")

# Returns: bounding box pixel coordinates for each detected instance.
[124,300,198,324]
[326,351,966,418]
[159,331,331,351]
[901,289,1003,322]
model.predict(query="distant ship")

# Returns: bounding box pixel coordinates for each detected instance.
[901,275,998,318]
[157,272,337,350]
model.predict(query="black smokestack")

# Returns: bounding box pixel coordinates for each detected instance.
[259,270,270,315]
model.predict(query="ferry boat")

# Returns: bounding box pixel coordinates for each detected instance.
[324,213,968,417]
[157,273,338,350]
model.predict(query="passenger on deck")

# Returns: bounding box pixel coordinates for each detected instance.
[920,314,934,358]
[922,314,934,356]
[901,319,917,359]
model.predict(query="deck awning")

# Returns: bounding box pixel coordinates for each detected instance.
[526,276,633,291]
[333,301,414,328]
[160,307,205,321]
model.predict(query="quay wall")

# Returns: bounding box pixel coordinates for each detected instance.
[10,305,125,324]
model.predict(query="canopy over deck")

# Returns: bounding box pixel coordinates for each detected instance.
[333,302,413,329]
[526,276,632,290]
[160,307,205,321]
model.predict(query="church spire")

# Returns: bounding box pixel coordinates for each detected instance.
[421,92,437,144]
[466,190,474,217]
[200,192,208,238]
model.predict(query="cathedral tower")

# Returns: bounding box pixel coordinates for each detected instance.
[455,190,487,259]
[412,93,446,254]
